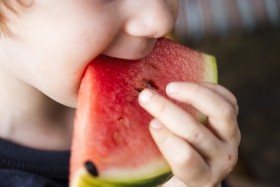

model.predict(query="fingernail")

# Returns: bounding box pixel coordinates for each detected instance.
[166,82,180,95]
[150,119,163,129]
[139,89,153,103]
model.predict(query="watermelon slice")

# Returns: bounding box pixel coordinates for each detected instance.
[70,38,218,187]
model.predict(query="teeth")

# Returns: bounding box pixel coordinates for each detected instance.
[85,161,99,177]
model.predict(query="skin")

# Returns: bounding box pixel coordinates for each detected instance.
[0,0,240,186]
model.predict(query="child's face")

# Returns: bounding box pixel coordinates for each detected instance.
[3,0,178,107]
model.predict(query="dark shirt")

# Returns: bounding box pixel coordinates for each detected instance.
[0,138,70,187]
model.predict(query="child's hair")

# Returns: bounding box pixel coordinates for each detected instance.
[0,0,30,35]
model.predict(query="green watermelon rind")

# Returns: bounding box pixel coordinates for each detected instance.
[74,169,172,187]
[202,54,218,84]
[195,54,218,123]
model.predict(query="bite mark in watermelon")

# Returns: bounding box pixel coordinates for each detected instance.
[70,38,218,187]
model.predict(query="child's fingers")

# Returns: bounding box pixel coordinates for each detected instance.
[138,86,239,186]
[149,119,211,186]
[138,89,222,159]
[199,83,239,115]
[165,82,239,143]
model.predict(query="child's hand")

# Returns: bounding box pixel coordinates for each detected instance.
[138,82,240,187]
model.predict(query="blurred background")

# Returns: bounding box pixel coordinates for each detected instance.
[174,0,280,186]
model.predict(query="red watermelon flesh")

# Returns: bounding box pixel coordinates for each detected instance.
[70,38,217,187]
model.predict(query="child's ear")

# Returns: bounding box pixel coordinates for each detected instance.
[0,0,33,37]
[16,0,34,7]
[0,0,33,13]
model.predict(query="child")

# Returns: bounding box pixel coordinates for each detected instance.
[0,0,240,187]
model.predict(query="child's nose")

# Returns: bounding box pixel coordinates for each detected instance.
[124,0,178,38]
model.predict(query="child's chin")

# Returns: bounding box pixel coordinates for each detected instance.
[52,94,77,108]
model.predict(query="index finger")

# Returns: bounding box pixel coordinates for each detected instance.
[166,82,239,142]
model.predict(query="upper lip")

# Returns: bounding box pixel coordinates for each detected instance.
[102,38,157,60]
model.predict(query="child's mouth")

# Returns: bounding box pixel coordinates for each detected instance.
[101,38,157,60]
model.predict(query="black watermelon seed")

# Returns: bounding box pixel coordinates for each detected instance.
[85,161,99,177]
[145,79,159,90]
